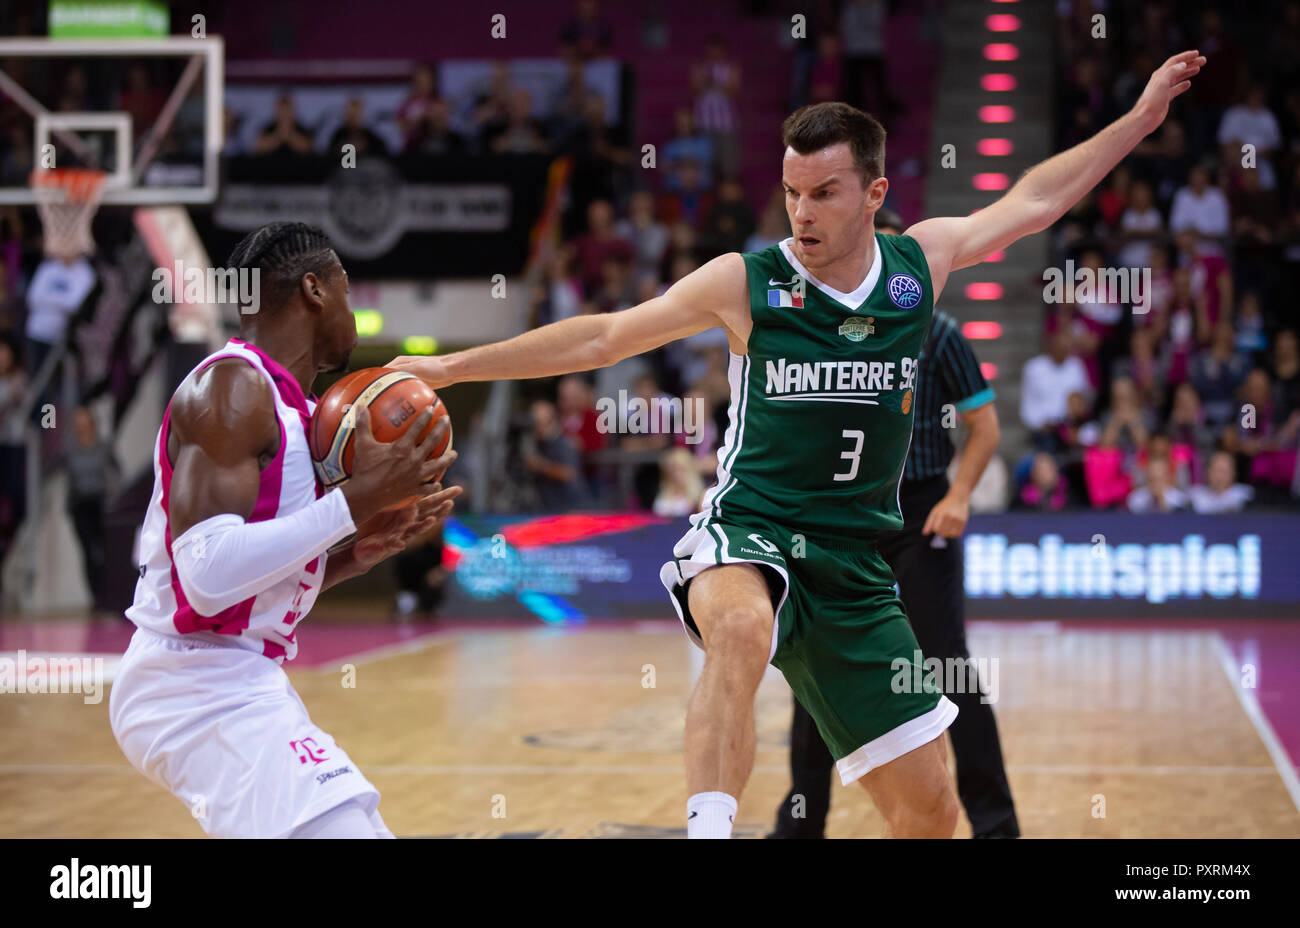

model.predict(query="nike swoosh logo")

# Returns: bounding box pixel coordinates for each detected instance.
[769,278,800,287]
[688,811,698,819]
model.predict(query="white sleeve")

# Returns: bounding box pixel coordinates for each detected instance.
[171,488,356,617]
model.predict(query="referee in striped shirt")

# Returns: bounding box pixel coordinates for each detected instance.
[769,211,1020,839]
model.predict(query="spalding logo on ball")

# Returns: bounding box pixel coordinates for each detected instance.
[308,367,452,492]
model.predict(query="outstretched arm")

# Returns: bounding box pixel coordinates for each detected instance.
[388,253,749,388]
[906,50,1205,300]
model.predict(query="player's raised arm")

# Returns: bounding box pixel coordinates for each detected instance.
[388,252,749,388]
[906,50,1205,298]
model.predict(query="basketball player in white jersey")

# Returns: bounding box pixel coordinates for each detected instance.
[110,222,459,838]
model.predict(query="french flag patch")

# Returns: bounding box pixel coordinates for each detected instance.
[767,289,803,308]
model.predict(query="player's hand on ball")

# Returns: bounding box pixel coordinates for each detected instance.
[387,355,453,389]
[351,483,463,569]
[424,418,457,486]
[340,406,456,524]
[351,504,418,567]
[406,483,462,538]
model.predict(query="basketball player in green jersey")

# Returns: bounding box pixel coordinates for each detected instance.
[391,50,1204,838]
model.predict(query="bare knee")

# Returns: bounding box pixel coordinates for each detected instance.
[703,602,772,671]
[688,565,775,689]
[863,741,961,838]
[881,779,959,838]
[921,782,960,838]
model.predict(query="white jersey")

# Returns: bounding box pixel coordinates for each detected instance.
[126,338,325,663]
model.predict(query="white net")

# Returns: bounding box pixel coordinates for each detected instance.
[31,168,107,258]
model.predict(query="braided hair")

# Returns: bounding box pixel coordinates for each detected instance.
[225,221,340,313]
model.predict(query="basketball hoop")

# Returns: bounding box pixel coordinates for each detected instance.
[30,168,107,259]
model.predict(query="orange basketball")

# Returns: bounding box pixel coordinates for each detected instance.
[309,367,452,494]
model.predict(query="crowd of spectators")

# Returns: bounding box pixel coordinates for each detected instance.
[2,0,896,519]
[1015,0,1300,514]
[472,8,934,512]
[236,61,625,167]
[11,0,1293,523]
[509,120,772,512]
[405,5,764,514]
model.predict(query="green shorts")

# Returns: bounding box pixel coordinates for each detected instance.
[659,514,957,785]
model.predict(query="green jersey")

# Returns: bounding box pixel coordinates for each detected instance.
[694,234,934,545]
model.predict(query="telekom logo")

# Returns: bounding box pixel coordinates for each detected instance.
[282,580,313,627]
[290,737,328,765]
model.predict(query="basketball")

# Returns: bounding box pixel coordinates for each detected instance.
[309,367,452,492]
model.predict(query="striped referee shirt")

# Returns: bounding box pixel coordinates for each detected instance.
[903,309,995,484]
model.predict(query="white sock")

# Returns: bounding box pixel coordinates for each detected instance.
[687,791,737,839]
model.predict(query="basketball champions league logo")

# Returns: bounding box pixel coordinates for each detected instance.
[887,273,923,309]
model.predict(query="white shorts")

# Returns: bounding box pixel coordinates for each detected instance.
[109,627,383,838]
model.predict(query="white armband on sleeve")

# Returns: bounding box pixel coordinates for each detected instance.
[171,488,356,617]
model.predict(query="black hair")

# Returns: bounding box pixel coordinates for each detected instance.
[225,221,339,313]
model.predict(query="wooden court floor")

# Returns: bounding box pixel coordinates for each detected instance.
[3,622,1299,838]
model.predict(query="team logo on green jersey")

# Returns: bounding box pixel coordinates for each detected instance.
[838,316,875,342]
[887,273,923,309]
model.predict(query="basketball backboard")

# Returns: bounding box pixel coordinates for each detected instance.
[0,36,224,205]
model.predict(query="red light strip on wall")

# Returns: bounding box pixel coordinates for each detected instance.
[965,283,1003,300]
[977,138,1013,156]
[973,172,1009,190]
[979,105,1015,122]
[962,321,1004,340]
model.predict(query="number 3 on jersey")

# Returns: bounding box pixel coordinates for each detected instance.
[833,429,864,482]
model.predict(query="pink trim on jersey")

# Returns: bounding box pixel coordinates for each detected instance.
[159,352,288,637]
[230,338,313,433]
[230,338,328,499]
